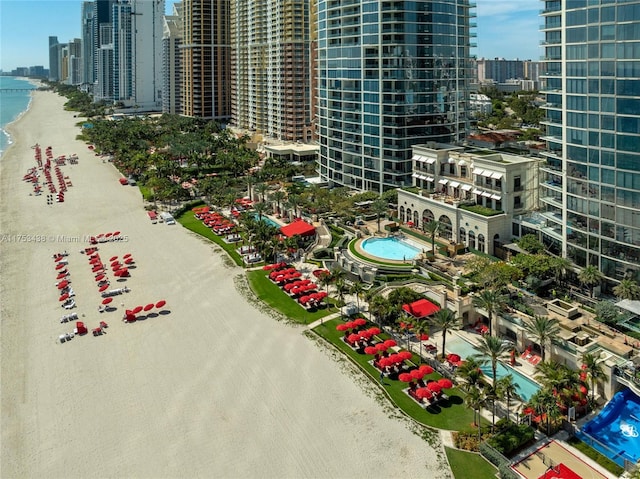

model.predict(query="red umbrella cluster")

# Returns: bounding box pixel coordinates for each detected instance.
[269,268,302,283]
[193,208,237,235]
[53,253,71,299]
[123,300,167,323]
[263,262,288,271]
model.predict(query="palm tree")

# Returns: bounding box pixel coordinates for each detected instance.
[464,386,487,440]
[349,281,365,315]
[496,375,522,423]
[254,182,269,203]
[409,317,430,363]
[523,315,560,362]
[286,194,301,220]
[581,352,605,406]
[335,278,348,317]
[484,383,499,433]
[422,220,440,256]
[578,265,604,298]
[369,295,389,327]
[472,289,505,337]
[253,201,269,221]
[370,198,388,233]
[613,278,640,301]
[473,335,509,384]
[550,256,573,288]
[458,357,485,391]
[270,190,286,215]
[431,308,461,360]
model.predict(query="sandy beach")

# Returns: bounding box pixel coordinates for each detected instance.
[0,91,448,478]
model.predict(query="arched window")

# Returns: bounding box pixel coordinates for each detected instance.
[422,209,434,224]
[406,208,412,223]
[459,227,467,243]
[413,210,419,228]
[399,206,405,220]
[478,234,486,253]
[468,230,476,249]
[438,215,453,240]
[493,233,501,250]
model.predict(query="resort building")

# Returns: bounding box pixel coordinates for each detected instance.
[538,0,640,287]
[230,0,312,141]
[161,4,182,115]
[48,36,61,82]
[180,0,231,120]
[111,0,164,111]
[316,0,476,193]
[81,1,96,89]
[396,142,542,255]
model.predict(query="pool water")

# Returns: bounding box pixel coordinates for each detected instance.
[579,388,640,466]
[252,213,280,228]
[361,237,421,261]
[445,334,540,402]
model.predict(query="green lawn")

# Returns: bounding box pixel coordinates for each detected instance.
[445,447,497,479]
[246,270,334,325]
[177,211,244,266]
[313,318,479,432]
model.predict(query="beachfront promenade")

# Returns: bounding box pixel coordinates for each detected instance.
[0,90,447,478]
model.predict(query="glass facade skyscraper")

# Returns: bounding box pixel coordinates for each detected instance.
[540,0,640,285]
[316,0,475,193]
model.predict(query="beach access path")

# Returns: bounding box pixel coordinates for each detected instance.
[0,91,448,479]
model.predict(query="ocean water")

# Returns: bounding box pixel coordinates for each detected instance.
[0,76,35,157]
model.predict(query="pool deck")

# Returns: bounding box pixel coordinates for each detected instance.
[511,438,614,479]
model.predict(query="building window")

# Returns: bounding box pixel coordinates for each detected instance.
[514,196,522,209]
[514,176,522,192]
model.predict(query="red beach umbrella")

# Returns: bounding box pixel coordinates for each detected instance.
[102,297,113,305]
[415,388,432,399]
[55,256,66,262]
[364,346,378,355]
[437,378,454,389]
[55,263,65,270]
[105,232,113,238]
[144,303,154,312]
[109,256,118,262]
[426,382,442,394]
[447,354,461,363]
[398,373,413,383]
[57,280,68,289]
[336,324,349,332]
[353,318,367,327]
[419,364,434,375]
[375,343,388,353]
[368,327,381,336]
[124,257,134,264]
[359,330,373,340]
[99,284,109,292]
[420,334,429,341]
[56,272,67,280]
[347,333,360,344]
[383,339,397,348]
[92,266,103,273]
[155,300,166,308]
[123,253,132,259]
[379,357,392,368]
[399,351,413,361]
[113,231,120,236]
[59,293,69,301]
[344,321,355,330]
[410,369,425,381]
[110,260,120,267]
[95,274,105,281]
[132,306,143,314]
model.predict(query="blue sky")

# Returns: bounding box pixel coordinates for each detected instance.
[0,0,542,72]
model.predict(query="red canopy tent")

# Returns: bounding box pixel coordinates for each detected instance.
[402,298,441,319]
[280,219,316,238]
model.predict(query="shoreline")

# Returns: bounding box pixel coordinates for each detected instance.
[0,91,446,479]
[0,77,39,159]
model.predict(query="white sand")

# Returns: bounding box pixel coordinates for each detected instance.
[0,91,449,479]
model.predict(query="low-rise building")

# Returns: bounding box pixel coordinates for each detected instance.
[397,142,542,255]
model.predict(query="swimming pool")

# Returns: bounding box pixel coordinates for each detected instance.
[446,334,541,402]
[251,213,280,228]
[578,388,640,466]
[360,237,422,261]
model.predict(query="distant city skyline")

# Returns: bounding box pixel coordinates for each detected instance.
[0,0,542,72]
